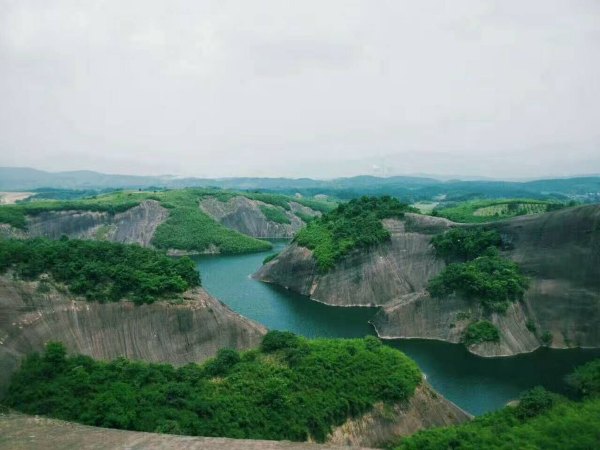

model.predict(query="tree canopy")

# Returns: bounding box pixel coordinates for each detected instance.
[4,333,422,442]
[0,237,200,304]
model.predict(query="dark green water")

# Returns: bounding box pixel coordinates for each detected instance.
[193,241,600,416]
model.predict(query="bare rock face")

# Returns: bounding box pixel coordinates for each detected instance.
[0,275,266,395]
[200,196,319,239]
[326,382,471,448]
[21,200,169,246]
[372,293,541,357]
[254,215,451,307]
[0,413,373,450]
[256,206,600,357]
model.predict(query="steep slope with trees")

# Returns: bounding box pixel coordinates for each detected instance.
[256,202,600,357]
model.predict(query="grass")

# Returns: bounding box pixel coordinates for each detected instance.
[434,198,565,223]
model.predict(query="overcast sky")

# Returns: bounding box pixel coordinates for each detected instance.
[1,0,599,179]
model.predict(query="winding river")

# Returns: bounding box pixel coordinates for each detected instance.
[193,240,600,416]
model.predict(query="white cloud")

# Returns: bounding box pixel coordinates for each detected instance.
[0,0,599,178]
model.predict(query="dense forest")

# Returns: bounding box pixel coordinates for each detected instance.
[295,196,417,271]
[0,237,200,304]
[395,359,600,450]
[3,332,422,442]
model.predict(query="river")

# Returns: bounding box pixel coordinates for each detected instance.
[193,240,600,416]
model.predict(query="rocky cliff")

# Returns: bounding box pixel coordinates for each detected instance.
[0,413,373,450]
[326,382,470,448]
[254,215,452,307]
[0,200,168,247]
[255,206,600,357]
[201,196,319,238]
[0,275,266,395]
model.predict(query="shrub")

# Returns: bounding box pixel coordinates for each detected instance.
[204,349,241,377]
[566,359,600,398]
[541,331,553,346]
[262,253,279,265]
[260,330,302,353]
[428,255,528,312]
[5,336,422,442]
[463,321,500,346]
[295,196,417,271]
[431,228,502,261]
[395,393,599,450]
[0,237,200,304]
[514,386,561,420]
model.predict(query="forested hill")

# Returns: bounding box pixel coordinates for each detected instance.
[0,189,332,254]
[1,167,599,203]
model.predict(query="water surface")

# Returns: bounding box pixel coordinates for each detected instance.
[194,241,600,415]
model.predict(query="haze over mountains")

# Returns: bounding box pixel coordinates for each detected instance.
[2,166,599,203]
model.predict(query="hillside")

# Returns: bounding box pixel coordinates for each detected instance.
[0,274,266,397]
[1,167,599,203]
[255,204,600,357]
[1,333,469,447]
[0,189,330,254]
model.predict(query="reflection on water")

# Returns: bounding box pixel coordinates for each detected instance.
[193,240,600,415]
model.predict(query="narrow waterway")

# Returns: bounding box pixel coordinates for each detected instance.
[193,240,600,416]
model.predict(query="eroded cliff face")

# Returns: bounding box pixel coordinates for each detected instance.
[254,215,452,307]
[200,196,319,239]
[0,275,266,395]
[326,382,471,448]
[256,206,600,357]
[0,200,168,247]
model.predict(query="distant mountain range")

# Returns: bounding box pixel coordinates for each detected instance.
[1,167,599,202]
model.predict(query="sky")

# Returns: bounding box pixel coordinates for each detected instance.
[0,0,599,179]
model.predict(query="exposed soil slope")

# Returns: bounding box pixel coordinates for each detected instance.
[326,382,470,448]
[0,413,372,450]
[0,275,266,395]
[255,206,600,357]
[201,196,319,238]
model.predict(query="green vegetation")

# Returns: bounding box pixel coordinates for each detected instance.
[463,321,500,346]
[262,252,279,265]
[434,198,565,223]
[541,331,553,346]
[0,188,333,254]
[566,359,600,398]
[4,333,422,442]
[151,203,271,254]
[0,237,199,304]
[431,228,502,261]
[394,360,600,450]
[0,191,141,229]
[428,253,528,313]
[295,196,417,271]
[259,205,291,224]
[294,210,317,223]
